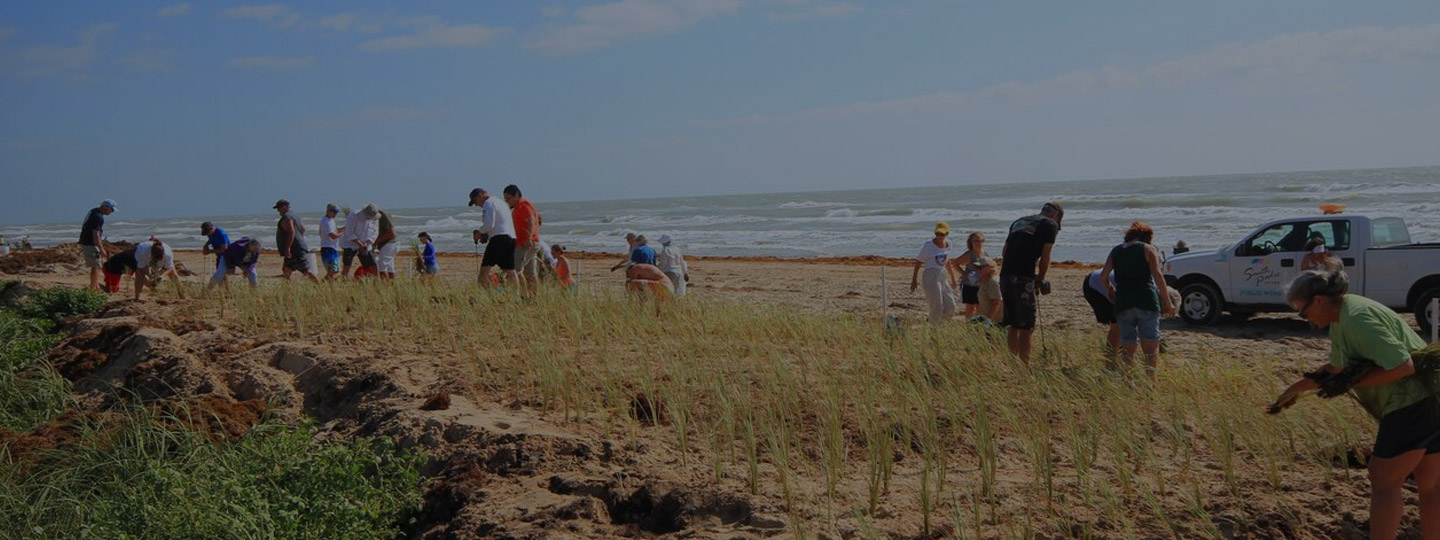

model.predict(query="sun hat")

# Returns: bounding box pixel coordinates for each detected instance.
[934,222,950,235]
[657,234,672,245]
[101,199,117,210]
[361,204,379,219]
[272,199,290,209]
[468,188,486,206]
[326,203,340,213]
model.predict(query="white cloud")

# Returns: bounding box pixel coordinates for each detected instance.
[318,12,386,33]
[117,49,179,72]
[738,23,1440,124]
[767,2,859,21]
[155,3,190,17]
[229,56,314,69]
[1,23,115,79]
[527,0,743,53]
[222,5,301,29]
[541,6,568,18]
[358,17,507,51]
[303,107,438,130]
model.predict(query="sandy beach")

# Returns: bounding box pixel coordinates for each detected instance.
[1,243,1423,539]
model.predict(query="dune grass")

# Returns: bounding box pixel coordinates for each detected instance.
[213,278,1373,538]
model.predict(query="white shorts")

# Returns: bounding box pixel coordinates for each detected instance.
[377,243,399,274]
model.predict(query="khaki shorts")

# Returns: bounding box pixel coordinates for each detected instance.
[515,244,541,278]
[82,245,102,270]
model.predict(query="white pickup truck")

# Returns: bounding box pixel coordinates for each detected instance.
[1163,213,1440,333]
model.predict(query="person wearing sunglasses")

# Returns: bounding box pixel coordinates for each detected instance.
[1272,269,1440,539]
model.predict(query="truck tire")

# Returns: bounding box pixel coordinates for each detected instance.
[1179,283,1224,326]
[1414,287,1440,339]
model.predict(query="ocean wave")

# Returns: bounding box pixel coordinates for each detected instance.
[779,201,850,209]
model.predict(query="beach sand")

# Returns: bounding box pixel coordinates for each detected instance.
[3,244,1415,539]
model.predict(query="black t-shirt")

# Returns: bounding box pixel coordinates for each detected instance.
[79,208,104,246]
[1000,214,1059,278]
[103,249,138,275]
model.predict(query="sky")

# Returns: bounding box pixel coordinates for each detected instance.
[2,0,1439,225]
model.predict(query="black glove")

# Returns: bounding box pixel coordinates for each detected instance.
[1038,280,1052,295]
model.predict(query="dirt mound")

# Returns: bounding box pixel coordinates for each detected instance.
[0,242,131,275]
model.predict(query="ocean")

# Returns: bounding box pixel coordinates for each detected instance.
[5,166,1439,263]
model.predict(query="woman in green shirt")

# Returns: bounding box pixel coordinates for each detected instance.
[1272,269,1439,540]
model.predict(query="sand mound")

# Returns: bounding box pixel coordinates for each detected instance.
[38,300,775,539]
[0,242,135,275]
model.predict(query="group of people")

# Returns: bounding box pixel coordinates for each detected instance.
[0,234,33,256]
[608,232,690,298]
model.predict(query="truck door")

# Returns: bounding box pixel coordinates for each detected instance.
[1230,222,1300,306]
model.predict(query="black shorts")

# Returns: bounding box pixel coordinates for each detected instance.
[1000,275,1037,330]
[343,248,358,268]
[1374,397,1440,459]
[482,235,516,270]
[1082,277,1117,325]
[961,285,980,305]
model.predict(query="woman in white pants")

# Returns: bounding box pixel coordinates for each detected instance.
[911,222,957,324]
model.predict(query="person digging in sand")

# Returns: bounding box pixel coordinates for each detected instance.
[102,238,180,301]
[1271,268,1440,540]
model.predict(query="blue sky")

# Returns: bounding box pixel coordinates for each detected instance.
[2,0,1438,224]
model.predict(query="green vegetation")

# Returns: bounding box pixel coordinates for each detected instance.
[16,286,106,322]
[219,279,1374,538]
[0,284,427,540]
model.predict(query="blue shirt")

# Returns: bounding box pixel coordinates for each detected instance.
[207,228,231,254]
[630,244,656,265]
[422,243,437,265]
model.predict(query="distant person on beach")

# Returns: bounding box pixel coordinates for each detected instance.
[552,244,576,291]
[503,184,542,290]
[1000,201,1064,364]
[656,234,689,297]
[625,262,674,301]
[417,232,439,276]
[953,231,988,318]
[469,188,518,286]
[911,222,956,324]
[1082,267,1121,353]
[610,233,640,272]
[274,199,318,282]
[1271,269,1440,540]
[373,209,398,279]
[631,235,656,265]
[1098,222,1176,378]
[200,222,230,268]
[340,204,380,278]
[974,257,1002,322]
[318,204,345,280]
[80,199,117,292]
[102,239,177,301]
[1172,240,1189,255]
[210,237,263,288]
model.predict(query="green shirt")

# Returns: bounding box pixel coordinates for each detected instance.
[1328,294,1430,418]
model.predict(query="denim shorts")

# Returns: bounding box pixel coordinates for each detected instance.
[1116,307,1161,344]
[321,247,341,272]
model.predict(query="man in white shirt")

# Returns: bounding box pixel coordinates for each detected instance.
[318,203,346,281]
[339,204,380,278]
[468,188,517,286]
[656,234,690,296]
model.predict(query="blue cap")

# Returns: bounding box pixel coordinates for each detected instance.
[101,199,117,210]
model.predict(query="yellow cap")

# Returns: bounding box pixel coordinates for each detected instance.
[934,222,950,235]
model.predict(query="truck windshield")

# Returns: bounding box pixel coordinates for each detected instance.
[1372,218,1412,247]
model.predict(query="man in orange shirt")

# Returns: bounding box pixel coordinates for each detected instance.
[503,184,542,290]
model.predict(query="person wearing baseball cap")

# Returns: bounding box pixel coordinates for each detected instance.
[468,188,517,286]
[80,199,117,292]
[318,203,345,280]
[200,221,231,269]
[274,199,318,282]
[911,222,957,324]
[1000,201,1064,364]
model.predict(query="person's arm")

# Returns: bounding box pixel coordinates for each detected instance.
[1270,367,1330,413]
[1147,245,1174,316]
[1037,243,1054,284]
[1099,257,1116,301]
[478,202,496,236]
[1355,359,1417,388]
[523,210,539,247]
[133,272,146,301]
[93,229,105,258]
[280,219,295,258]
[910,259,921,292]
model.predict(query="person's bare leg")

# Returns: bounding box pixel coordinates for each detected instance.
[1140,339,1161,379]
[1413,452,1440,540]
[1107,324,1121,353]
[480,265,494,287]
[1008,328,1033,364]
[90,268,101,292]
[1370,450,1426,540]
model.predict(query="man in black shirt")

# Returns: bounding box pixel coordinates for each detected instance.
[999,201,1063,364]
[79,199,117,292]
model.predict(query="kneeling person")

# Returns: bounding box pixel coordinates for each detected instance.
[211,237,263,288]
[102,239,177,300]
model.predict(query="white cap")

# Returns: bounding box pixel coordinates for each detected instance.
[657,234,672,245]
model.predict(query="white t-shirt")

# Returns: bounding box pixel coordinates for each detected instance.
[134,241,174,271]
[479,197,516,238]
[319,216,340,250]
[916,240,950,270]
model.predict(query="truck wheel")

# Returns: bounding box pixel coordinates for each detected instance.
[1414,288,1440,338]
[1179,283,1224,326]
